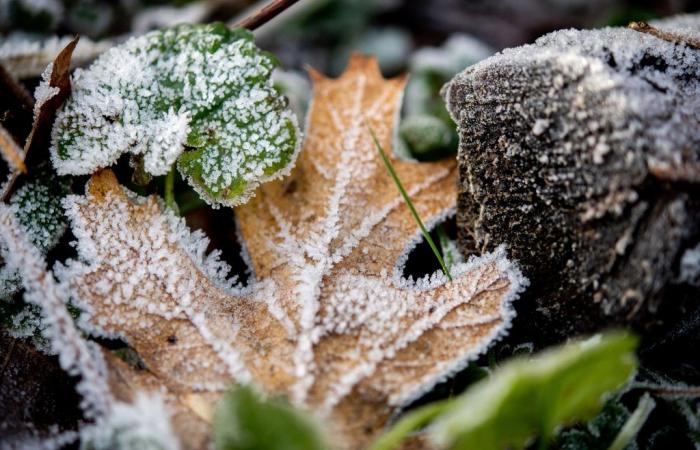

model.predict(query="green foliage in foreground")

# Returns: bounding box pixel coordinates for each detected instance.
[214,386,327,450]
[372,332,638,450]
[212,333,638,450]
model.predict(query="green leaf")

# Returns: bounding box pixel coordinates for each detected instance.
[399,114,456,159]
[1,168,69,302]
[214,386,328,450]
[429,332,638,450]
[52,23,300,208]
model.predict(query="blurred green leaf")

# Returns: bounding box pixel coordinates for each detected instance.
[214,386,328,450]
[399,114,456,160]
[429,332,638,450]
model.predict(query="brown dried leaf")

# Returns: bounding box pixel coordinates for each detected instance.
[1,37,78,203]
[23,36,78,161]
[61,55,525,449]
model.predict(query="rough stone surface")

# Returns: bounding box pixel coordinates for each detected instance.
[443,15,700,342]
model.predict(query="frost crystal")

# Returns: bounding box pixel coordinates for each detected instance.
[33,62,59,119]
[81,392,181,450]
[0,203,112,418]
[51,23,300,207]
[0,170,68,303]
[58,57,526,449]
[0,33,110,79]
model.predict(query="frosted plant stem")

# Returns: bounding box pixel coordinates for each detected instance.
[165,166,176,211]
[0,203,113,418]
[608,393,656,450]
[367,124,452,281]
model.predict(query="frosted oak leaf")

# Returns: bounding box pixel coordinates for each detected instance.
[60,56,526,449]
[50,23,300,207]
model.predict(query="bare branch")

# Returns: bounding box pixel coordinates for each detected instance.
[235,0,300,31]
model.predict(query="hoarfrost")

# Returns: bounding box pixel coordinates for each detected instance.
[33,63,59,119]
[0,204,112,418]
[0,171,68,308]
[58,56,526,447]
[51,23,300,207]
[81,392,181,450]
[0,33,111,79]
[680,244,700,286]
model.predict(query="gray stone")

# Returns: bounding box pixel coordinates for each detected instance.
[443,15,700,341]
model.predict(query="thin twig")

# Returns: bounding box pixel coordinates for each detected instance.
[647,385,700,397]
[628,21,700,50]
[235,0,301,31]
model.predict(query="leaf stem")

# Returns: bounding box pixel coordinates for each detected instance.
[236,0,301,31]
[607,393,655,450]
[367,124,452,281]
[165,167,176,212]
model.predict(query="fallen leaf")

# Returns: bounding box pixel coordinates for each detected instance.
[24,36,78,162]
[60,55,526,449]
[1,37,78,202]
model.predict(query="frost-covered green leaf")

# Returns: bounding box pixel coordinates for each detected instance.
[51,23,300,207]
[214,386,327,450]
[0,169,70,349]
[428,332,638,450]
[0,169,69,301]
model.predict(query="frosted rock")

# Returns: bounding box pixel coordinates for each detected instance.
[444,14,700,340]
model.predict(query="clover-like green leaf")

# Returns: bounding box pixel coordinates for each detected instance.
[214,386,328,450]
[51,23,300,207]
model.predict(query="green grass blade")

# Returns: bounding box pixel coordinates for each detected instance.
[367,124,452,281]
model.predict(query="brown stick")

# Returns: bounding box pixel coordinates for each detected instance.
[629,21,700,50]
[235,0,301,31]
